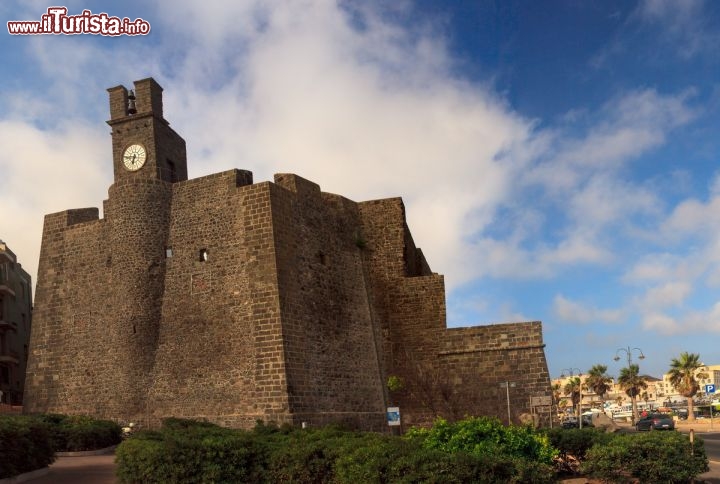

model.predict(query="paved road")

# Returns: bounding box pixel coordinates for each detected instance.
[31,454,117,484]
[698,432,720,483]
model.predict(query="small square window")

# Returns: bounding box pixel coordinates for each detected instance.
[199,249,208,262]
[165,247,173,258]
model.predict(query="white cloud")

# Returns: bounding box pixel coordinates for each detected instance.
[0,120,108,282]
[567,174,660,232]
[553,295,625,325]
[641,302,720,335]
[636,0,713,58]
[0,1,535,292]
[0,1,703,300]
[470,88,694,280]
[642,312,682,333]
[638,0,703,24]
[623,253,688,283]
[639,281,692,309]
[526,89,696,191]
[151,1,537,289]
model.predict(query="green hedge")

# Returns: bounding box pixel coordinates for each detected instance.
[582,431,709,483]
[34,413,122,452]
[0,416,55,479]
[116,418,556,483]
[335,439,554,484]
[406,416,557,464]
[116,419,267,483]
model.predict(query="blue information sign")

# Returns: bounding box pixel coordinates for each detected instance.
[706,384,716,394]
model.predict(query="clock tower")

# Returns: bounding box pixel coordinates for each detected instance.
[103,78,184,418]
[107,78,187,184]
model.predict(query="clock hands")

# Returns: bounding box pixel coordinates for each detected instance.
[123,154,137,166]
[122,144,146,171]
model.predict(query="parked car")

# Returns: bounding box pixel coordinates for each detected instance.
[675,408,688,420]
[561,415,594,428]
[635,413,675,431]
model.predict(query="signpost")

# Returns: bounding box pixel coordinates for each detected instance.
[530,396,553,407]
[387,407,401,427]
[706,384,715,430]
[530,395,553,428]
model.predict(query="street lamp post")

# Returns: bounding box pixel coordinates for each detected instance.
[614,346,645,425]
[561,368,583,428]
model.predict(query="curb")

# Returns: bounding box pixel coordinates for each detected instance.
[0,467,50,484]
[56,445,117,457]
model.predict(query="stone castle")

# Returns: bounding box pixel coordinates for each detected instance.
[24,78,552,429]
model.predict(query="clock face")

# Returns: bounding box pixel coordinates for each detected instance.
[122,144,147,171]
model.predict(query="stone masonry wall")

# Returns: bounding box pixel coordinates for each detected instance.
[146,170,289,428]
[105,177,172,421]
[24,208,116,416]
[271,174,387,430]
[438,322,553,426]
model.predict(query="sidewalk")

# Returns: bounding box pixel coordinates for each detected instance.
[29,454,117,484]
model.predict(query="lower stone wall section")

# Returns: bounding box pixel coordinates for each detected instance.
[439,322,553,426]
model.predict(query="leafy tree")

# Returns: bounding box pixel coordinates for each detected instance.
[551,382,561,405]
[617,364,647,424]
[552,383,563,420]
[564,377,582,422]
[668,352,708,423]
[584,364,612,402]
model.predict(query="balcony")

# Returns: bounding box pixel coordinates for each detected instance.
[0,350,19,365]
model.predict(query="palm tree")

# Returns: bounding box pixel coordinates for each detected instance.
[552,382,562,404]
[668,352,708,423]
[551,382,562,420]
[584,364,613,403]
[564,376,582,422]
[617,364,647,424]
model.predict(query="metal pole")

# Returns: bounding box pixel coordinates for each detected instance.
[579,388,583,429]
[615,346,644,425]
[506,381,511,425]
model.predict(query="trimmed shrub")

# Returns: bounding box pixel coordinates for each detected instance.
[116,419,267,483]
[262,426,358,483]
[407,416,557,464]
[545,426,612,460]
[116,418,557,483]
[115,437,167,483]
[335,438,554,484]
[583,431,709,483]
[0,415,55,479]
[254,422,394,483]
[34,413,122,451]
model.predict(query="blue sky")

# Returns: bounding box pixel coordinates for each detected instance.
[2,1,720,380]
